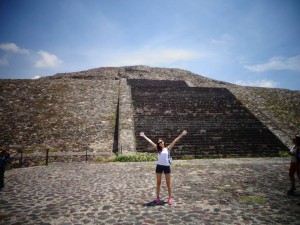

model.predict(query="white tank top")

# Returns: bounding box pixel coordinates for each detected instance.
[157,147,170,166]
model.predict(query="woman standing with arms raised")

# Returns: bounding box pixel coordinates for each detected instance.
[140,130,187,205]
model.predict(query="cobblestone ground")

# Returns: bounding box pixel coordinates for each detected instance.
[0,158,300,225]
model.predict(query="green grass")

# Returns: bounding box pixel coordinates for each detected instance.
[240,195,267,204]
[37,161,47,166]
[93,156,116,163]
[181,155,196,160]
[106,113,117,122]
[173,163,196,167]
[217,185,233,191]
[196,154,223,159]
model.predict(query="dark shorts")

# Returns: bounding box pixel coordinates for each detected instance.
[156,164,171,174]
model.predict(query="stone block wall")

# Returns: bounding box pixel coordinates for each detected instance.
[1,66,295,165]
[0,79,119,160]
[128,79,289,158]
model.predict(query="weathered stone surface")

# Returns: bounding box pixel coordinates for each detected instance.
[1,158,300,224]
[0,79,119,161]
[128,79,288,157]
[1,66,299,164]
[229,86,300,148]
[47,65,300,148]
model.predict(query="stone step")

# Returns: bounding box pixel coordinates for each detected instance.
[128,79,289,157]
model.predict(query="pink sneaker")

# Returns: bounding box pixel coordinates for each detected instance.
[155,197,160,205]
[168,198,173,205]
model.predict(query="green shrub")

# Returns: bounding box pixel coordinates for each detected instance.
[115,153,157,162]
[278,151,289,157]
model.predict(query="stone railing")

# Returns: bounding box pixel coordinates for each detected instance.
[117,79,136,154]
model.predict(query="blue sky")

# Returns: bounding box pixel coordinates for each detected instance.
[0,0,299,90]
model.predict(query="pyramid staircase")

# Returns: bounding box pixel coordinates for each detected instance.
[127,79,288,158]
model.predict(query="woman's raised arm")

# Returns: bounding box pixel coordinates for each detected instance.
[140,132,157,149]
[168,130,187,150]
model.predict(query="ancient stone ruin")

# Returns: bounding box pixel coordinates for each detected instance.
[127,79,288,158]
[1,66,297,165]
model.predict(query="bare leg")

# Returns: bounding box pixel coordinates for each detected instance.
[289,163,296,191]
[165,173,172,199]
[156,173,162,198]
[297,163,300,181]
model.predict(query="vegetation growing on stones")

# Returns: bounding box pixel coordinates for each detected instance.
[254,88,300,135]
[1,66,299,165]
[240,195,267,204]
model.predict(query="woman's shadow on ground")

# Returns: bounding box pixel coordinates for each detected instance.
[142,200,167,207]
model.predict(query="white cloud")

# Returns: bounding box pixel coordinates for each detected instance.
[0,43,29,54]
[32,75,41,79]
[34,51,63,68]
[0,43,63,70]
[244,55,300,72]
[235,79,279,88]
[106,47,201,66]
[0,56,8,66]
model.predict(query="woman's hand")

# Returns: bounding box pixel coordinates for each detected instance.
[182,130,187,136]
[140,132,145,137]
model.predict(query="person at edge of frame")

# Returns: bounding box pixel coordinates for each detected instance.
[288,135,300,194]
[0,148,21,190]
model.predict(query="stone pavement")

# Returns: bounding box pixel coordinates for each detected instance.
[0,158,300,225]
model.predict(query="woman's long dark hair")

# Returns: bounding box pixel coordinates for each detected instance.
[0,150,9,157]
[0,150,5,157]
[156,139,166,154]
